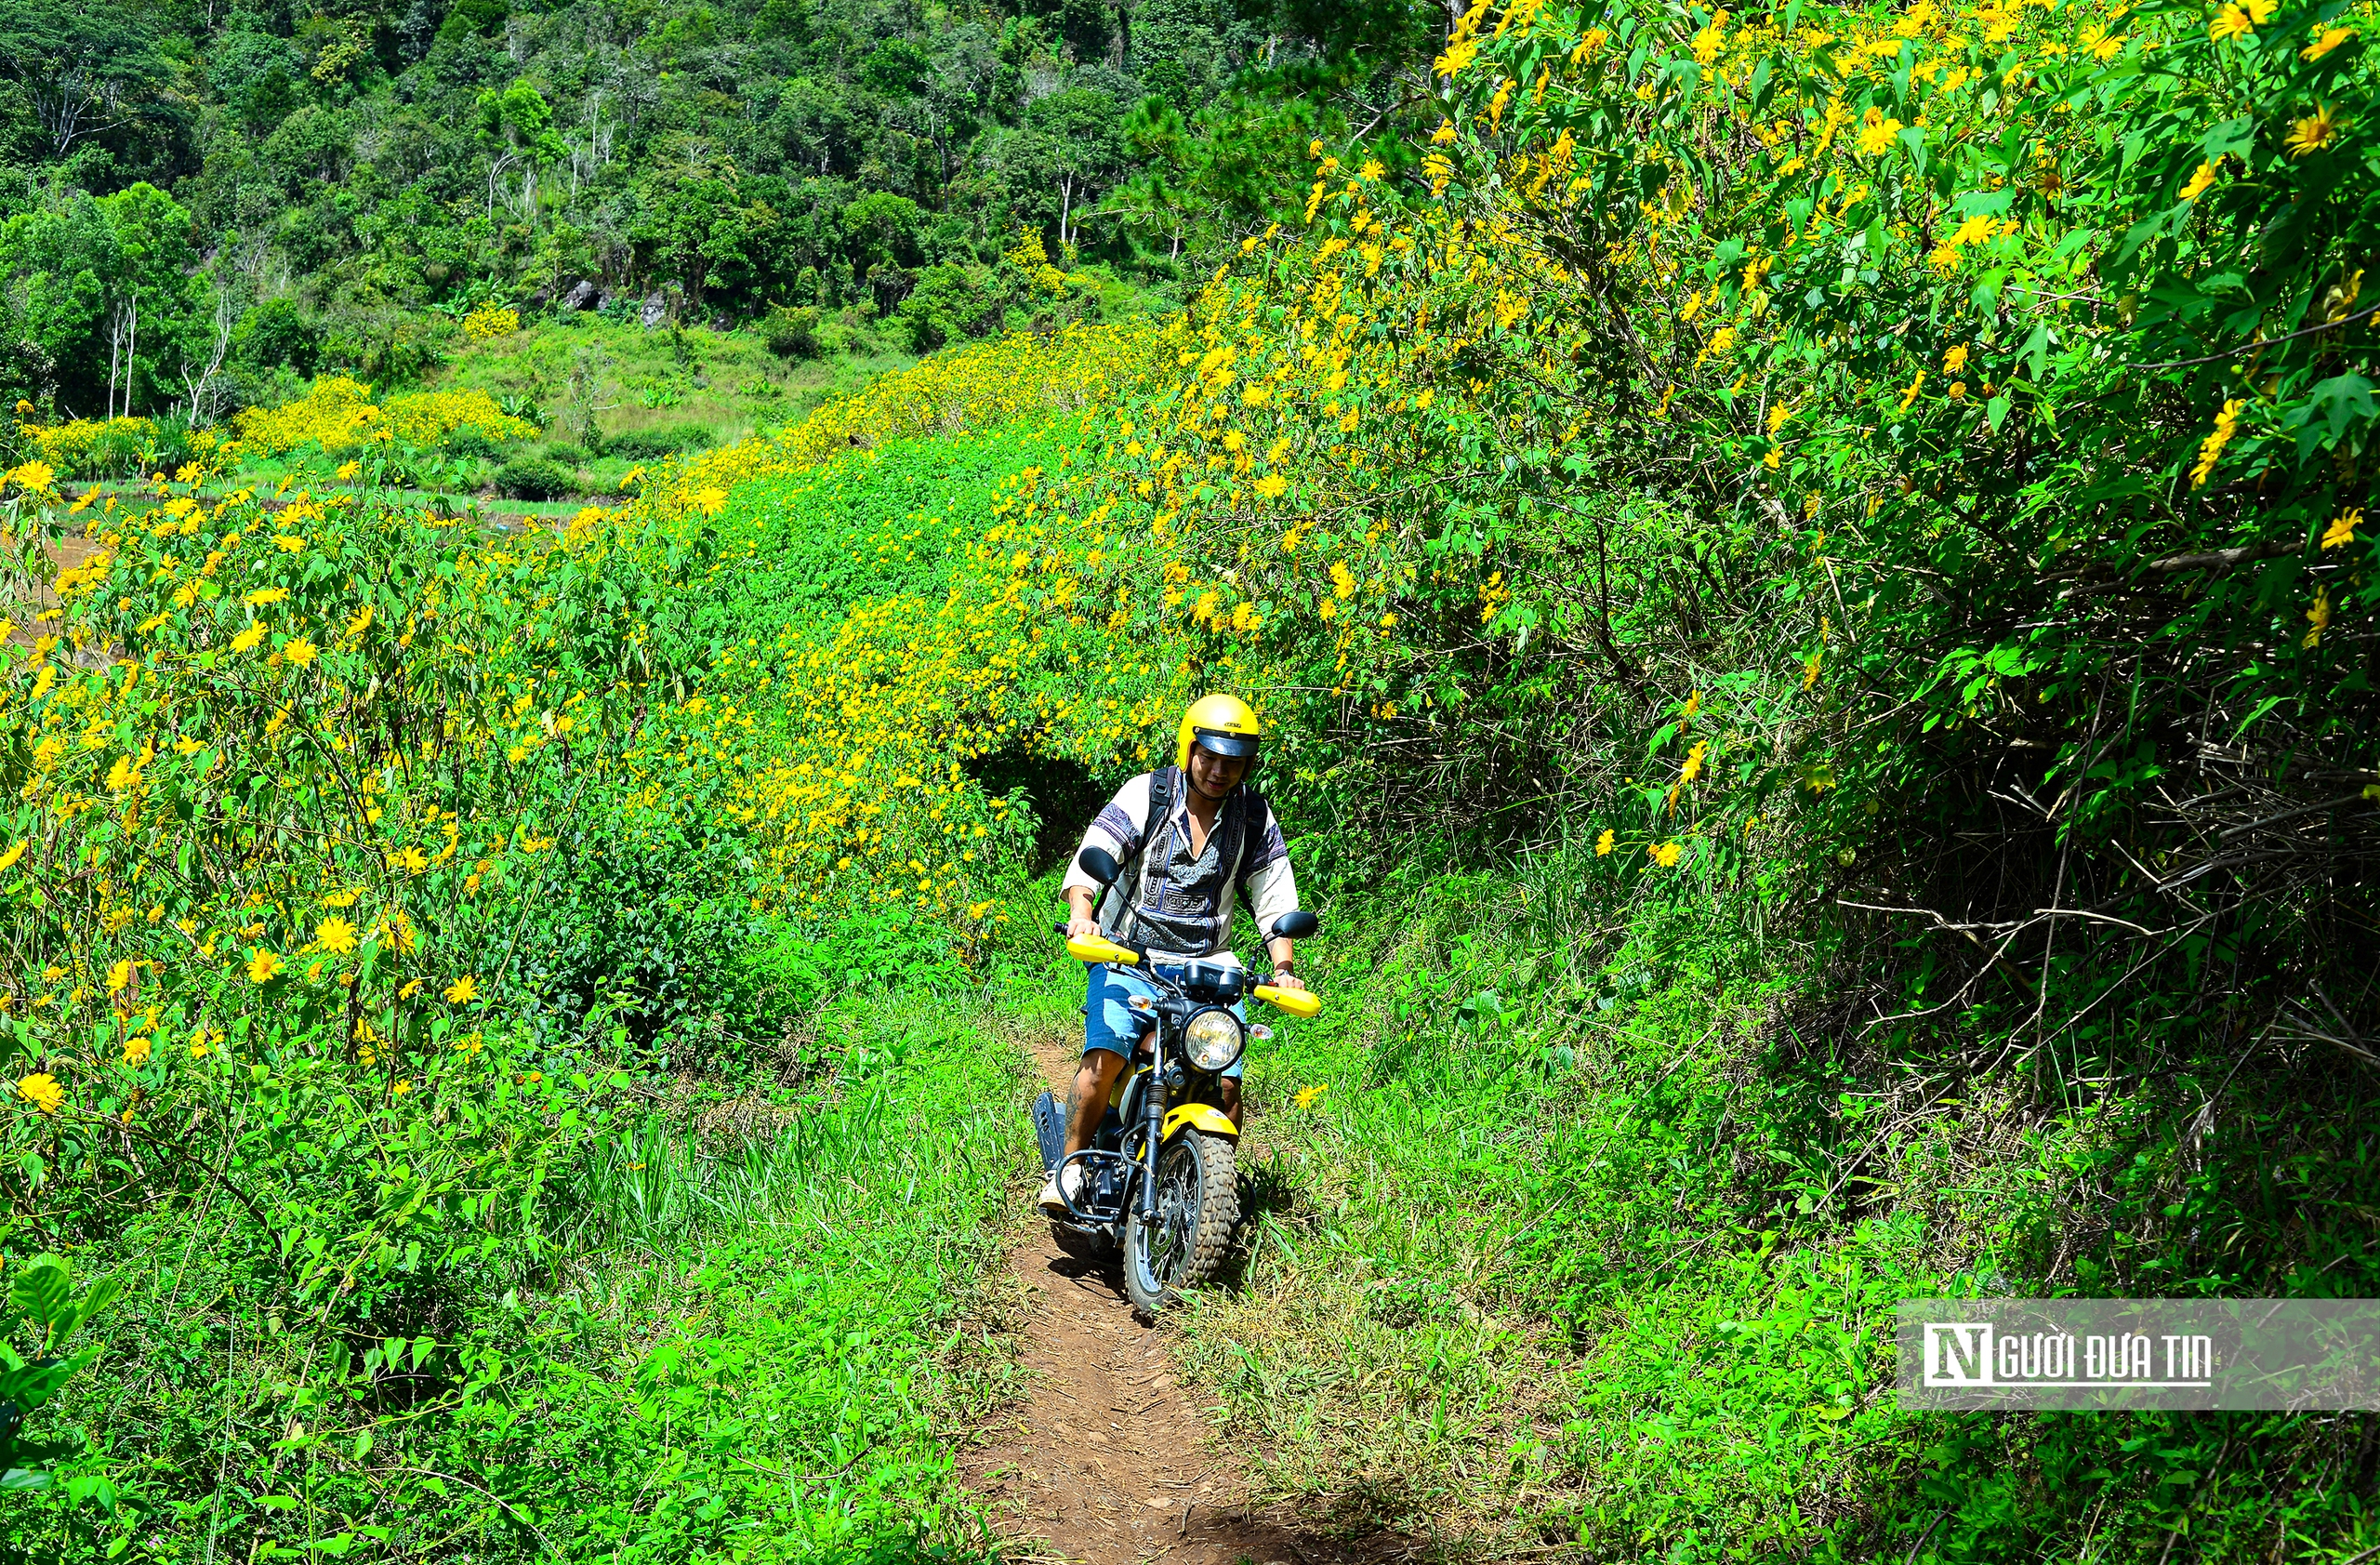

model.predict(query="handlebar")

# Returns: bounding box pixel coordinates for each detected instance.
[1252,983,1321,1019]
[1051,922,1320,1016]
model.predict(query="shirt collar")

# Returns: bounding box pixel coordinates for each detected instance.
[1167,778,1235,825]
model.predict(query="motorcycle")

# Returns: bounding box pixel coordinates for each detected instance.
[1033,844,1320,1317]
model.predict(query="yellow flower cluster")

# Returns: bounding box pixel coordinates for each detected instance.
[14,416,154,469]
[231,378,537,458]
[462,304,522,340]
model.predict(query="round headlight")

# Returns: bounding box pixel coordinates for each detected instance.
[1183,1006,1245,1073]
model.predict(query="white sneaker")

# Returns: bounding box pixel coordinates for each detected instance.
[1038,1165,1081,1215]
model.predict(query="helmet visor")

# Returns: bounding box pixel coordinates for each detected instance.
[1189,728,1260,760]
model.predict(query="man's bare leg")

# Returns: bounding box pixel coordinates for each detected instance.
[1062,1049,1126,1160]
[1216,1075,1241,1126]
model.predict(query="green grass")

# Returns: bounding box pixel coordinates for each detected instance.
[430,314,917,455]
[25,986,1036,1564]
[1160,849,2380,1562]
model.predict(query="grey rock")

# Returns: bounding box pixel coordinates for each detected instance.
[563,279,601,312]
[640,291,667,329]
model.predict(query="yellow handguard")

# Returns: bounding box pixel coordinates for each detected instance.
[1066,934,1142,966]
[1254,983,1321,1019]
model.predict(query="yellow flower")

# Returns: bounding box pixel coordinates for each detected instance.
[230,623,267,654]
[1805,651,1824,689]
[3,461,57,496]
[1680,739,1708,784]
[245,586,289,606]
[2190,398,2246,487]
[123,1035,152,1068]
[284,637,317,666]
[316,917,358,954]
[1432,119,1456,145]
[1253,473,1288,500]
[2320,508,2362,549]
[2081,23,2126,60]
[16,1074,62,1114]
[1293,1084,1328,1109]
[444,975,480,1004]
[247,948,284,984]
[335,460,362,480]
[2286,106,2342,158]
[1855,109,1904,158]
[2305,588,2332,647]
[0,841,26,873]
[1595,828,1615,855]
[2180,161,2220,202]
[1650,841,1684,868]
[391,1079,414,1096]
[2303,25,2354,59]
[2208,3,2254,41]
[1943,344,1970,374]
[390,845,429,875]
[107,959,132,994]
[275,534,306,553]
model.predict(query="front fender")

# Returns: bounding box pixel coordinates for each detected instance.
[1161,1103,1238,1141]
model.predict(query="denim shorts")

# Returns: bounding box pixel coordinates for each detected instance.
[1083,962,1247,1079]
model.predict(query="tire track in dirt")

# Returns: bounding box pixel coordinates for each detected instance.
[959,1032,1405,1565]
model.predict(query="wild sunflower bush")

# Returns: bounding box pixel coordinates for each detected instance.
[0,400,1076,1554]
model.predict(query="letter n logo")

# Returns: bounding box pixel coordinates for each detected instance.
[1925,1322,1993,1386]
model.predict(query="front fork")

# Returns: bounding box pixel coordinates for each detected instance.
[1137,1035,1167,1223]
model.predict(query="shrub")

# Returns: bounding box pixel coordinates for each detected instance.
[604,423,716,459]
[231,297,321,376]
[233,378,536,458]
[493,456,574,500]
[15,417,153,480]
[541,441,587,467]
[462,303,520,340]
[763,305,820,361]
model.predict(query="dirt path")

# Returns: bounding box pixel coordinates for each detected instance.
[960,1035,1404,1565]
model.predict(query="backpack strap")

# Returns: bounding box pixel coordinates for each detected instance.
[1094,767,1175,942]
[1231,782,1270,891]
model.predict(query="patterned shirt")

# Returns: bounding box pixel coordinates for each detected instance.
[1060,770,1299,959]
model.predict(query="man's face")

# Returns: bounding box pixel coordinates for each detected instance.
[1186,744,1250,800]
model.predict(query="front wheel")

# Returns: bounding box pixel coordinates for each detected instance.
[1124,1130,1238,1317]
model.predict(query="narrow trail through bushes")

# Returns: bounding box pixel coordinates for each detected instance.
[961,1034,1405,1565]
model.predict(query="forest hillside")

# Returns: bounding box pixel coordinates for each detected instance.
[0,0,2374,1559]
[2,0,1435,423]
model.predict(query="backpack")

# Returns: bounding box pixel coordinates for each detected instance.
[1094,766,1268,945]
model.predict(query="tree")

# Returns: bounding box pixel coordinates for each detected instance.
[841,192,923,313]
[0,181,196,418]
[0,0,167,158]
[1020,88,1123,254]
[1111,95,1199,261]
[477,78,567,229]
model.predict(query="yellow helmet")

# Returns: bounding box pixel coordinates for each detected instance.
[1174,693,1263,772]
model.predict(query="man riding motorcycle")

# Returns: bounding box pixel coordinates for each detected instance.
[1038,694,1307,1217]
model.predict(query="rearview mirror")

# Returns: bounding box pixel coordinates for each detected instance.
[1077,845,1121,886]
[1270,909,1317,941]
